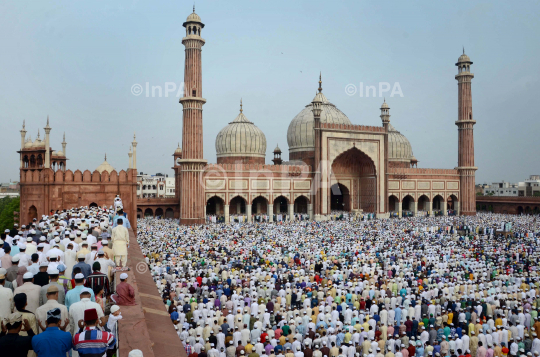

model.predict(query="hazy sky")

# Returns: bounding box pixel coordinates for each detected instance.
[1,1,539,184]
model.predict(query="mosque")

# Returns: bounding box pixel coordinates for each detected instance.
[17,8,477,225]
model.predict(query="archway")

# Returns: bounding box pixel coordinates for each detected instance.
[331,147,376,213]
[447,195,458,210]
[418,195,429,211]
[388,195,399,212]
[144,208,153,217]
[229,196,246,215]
[517,206,524,215]
[252,196,268,214]
[206,196,225,216]
[330,183,350,211]
[273,196,288,214]
[89,202,98,208]
[525,206,531,214]
[402,195,414,212]
[165,208,174,218]
[155,208,164,218]
[432,195,444,211]
[28,205,37,222]
[294,196,308,214]
[137,208,143,219]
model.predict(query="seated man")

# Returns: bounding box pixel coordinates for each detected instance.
[111,273,136,306]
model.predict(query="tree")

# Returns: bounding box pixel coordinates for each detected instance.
[476,192,484,196]
[0,196,20,232]
[533,191,540,197]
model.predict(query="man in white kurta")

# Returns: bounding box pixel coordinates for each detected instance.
[111,220,129,266]
[0,273,14,321]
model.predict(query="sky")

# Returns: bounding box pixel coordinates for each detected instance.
[1,1,539,184]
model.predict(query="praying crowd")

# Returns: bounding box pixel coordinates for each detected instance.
[137,213,540,357]
[0,195,138,357]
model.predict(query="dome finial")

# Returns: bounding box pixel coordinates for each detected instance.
[23,120,25,129]
[318,72,322,93]
[104,153,107,161]
[463,46,465,55]
[37,129,40,139]
[193,3,195,12]
[240,98,243,113]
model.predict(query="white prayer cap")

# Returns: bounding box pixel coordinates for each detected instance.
[120,273,129,280]
[23,272,34,279]
[128,350,144,357]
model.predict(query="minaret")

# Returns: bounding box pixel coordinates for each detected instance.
[128,146,133,169]
[312,73,324,218]
[380,99,390,128]
[380,99,390,212]
[455,49,476,216]
[178,7,207,224]
[20,121,27,168]
[131,134,137,170]
[61,132,67,158]
[44,116,51,169]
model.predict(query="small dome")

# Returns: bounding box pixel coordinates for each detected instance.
[381,100,389,109]
[24,136,33,148]
[96,155,115,174]
[56,150,64,157]
[457,50,472,64]
[51,151,58,157]
[273,144,282,153]
[33,138,44,148]
[388,123,413,162]
[174,143,182,155]
[287,92,351,153]
[186,12,201,23]
[215,108,267,159]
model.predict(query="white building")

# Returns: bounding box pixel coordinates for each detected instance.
[136,173,175,198]
[483,181,519,196]
[518,175,540,196]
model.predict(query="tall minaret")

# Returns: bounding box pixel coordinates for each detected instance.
[455,49,476,216]
[312,74,324,218]
[20,121,27,168]
[178,6,207,225]
[44,116,51,169]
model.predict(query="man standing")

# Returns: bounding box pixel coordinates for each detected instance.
[0,312,35,357]
[69,289,104,335]
[0,270,14,321]
[39,267,66,306]
[31,307,72,355]
[85,262,111,297]
[13,272,41,313]
[72,308,116,357]
[65,273,96,311]
[36,285,69,333]
[111,219,129,267]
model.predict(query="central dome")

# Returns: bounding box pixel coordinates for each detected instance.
[215,103,267,164]
[96,155,115,174]
[287,92,351,153]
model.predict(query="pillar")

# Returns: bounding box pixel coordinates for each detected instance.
[456,201,461,216]
[443,201,448,216]
[412,201,418,217]
[268,204,274,222]
[247,204,252,222]
[224,205,230,224]
[288,203,294,221]
[398,200,403,218]
[308,204,313,219]
[428,200,433,217]
[128,148,133,169]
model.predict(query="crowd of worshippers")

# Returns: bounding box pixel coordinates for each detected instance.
[0,197,138,357]
[136,213,540,357]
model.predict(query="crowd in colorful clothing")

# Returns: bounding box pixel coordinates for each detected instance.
[137,213,540,357]
[0,196,138,357]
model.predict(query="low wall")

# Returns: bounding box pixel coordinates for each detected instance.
[116,228,186,357]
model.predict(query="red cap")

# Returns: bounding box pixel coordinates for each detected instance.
[84,308,98,321]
